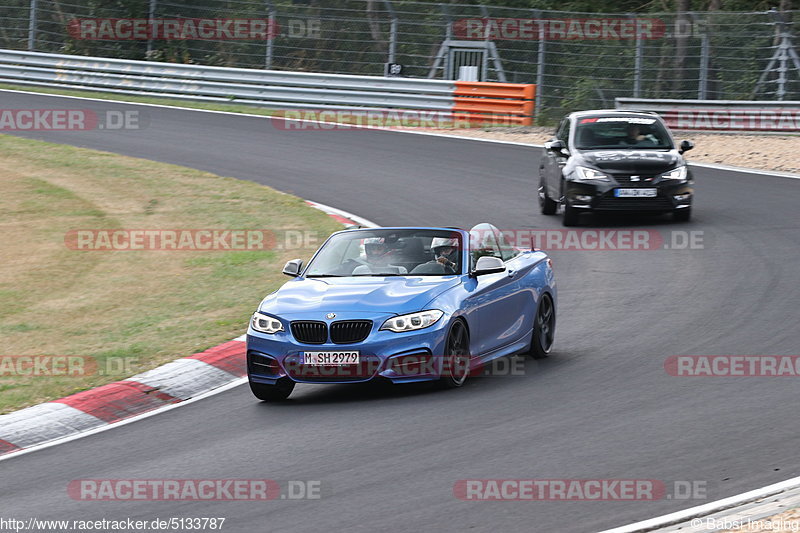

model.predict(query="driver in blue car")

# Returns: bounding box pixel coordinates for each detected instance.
[352,237,408,274]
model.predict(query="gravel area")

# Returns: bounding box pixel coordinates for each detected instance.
[422,126,800,174]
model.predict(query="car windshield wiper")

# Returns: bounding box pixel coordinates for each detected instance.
[306,274,344,277]
[351,273,406,277]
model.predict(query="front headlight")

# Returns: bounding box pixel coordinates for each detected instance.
[251,312,284,334]
[380,310,444,333]
[661,166,688,180]
[575,166,609,180]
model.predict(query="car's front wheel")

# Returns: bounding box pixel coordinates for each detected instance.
[539,177,557,215]
[438,320,470,389]
[250,377,295,401]
[526,294,555,359]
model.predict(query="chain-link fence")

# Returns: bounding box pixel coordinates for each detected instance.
[1,0,798,123]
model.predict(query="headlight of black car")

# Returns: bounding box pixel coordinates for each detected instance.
[660,166,688,181]
[575,166,610,181]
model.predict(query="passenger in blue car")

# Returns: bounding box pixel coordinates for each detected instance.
[410,237,460,275]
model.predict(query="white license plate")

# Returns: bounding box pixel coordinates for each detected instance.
[614,188,657,198]
[303,351,360,365]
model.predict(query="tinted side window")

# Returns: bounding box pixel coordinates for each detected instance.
[557,119,571,145]
[555,118,569,142]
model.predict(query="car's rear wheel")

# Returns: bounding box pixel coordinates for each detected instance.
[673,207,692,222]
[527,294,555,359]
[562,204,580,227]
[249,377,295,401]
[438,320,470,389]
[539,177,557,215]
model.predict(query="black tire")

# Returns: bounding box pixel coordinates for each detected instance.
[562,204,580,227]
[438,320,471,389]
[249,377,295,401]
[527,294,555,359]
[539,177,557,215]
[673,207,692,222]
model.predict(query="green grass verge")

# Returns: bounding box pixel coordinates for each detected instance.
[0,134,343,413]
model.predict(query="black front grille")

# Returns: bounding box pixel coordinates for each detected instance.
[291,321,328,344]
[596,195,674,211]
[330,320,372,344]
[613,175,657,185]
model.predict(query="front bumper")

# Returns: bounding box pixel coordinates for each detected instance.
[565,177,693,213]
[246,312,451,385]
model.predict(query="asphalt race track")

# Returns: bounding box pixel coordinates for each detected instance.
[2,91,799,532]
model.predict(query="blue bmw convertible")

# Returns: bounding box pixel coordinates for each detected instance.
[246,223,556,401]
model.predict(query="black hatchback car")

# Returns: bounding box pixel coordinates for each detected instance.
[539,110,695,226]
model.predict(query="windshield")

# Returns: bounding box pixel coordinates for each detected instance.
[574,116,673,150]
[305,229,463,277]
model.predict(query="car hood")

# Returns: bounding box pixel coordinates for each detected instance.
[259,276,462,316]
[577,150,682,174]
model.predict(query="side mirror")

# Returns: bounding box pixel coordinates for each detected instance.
[679,140,694,154]
[471,256,506,277]
[544,139,565,152]
[282,259,303,277]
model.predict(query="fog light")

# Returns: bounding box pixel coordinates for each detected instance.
[673,193,692,201]
[575,195,593,202]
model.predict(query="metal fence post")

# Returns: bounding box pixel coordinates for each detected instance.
[443,3,452,41]
[384,0,398,69]
[27,0,38,51]
[631,13,643,98]
[265,0,276,69]
[534,10,546,123]
[146,0,157,56]
[479,5,490,80]
[698,32,709,99]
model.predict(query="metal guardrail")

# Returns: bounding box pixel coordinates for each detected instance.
[0,49,535,124]
[616,97,800,133]
[0,49,455,112]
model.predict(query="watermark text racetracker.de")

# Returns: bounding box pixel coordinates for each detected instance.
[453,17,666,40]
[666,355,800,377]
[0,356,137,377]
[270,109,520,130]
[0,109,145,131]
[64,229,320,252]
[471,228,705,251]
[67,18,322,40]
[265,354,527,380]
[453,479,708,501]
[68,18,279,40]
[68,479,322,501]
